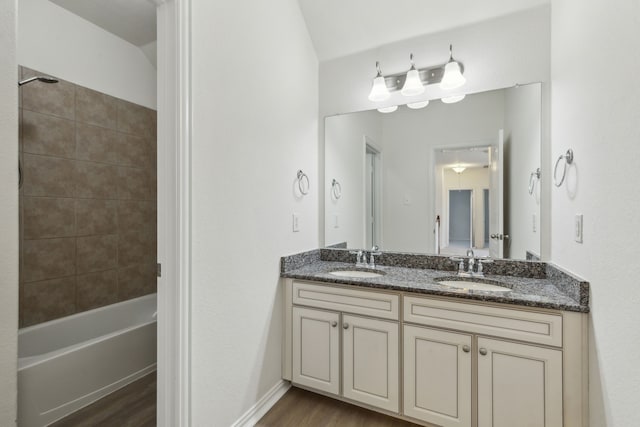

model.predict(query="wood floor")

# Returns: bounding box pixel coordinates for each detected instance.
[50,373,156,427]
[256,387,421,427]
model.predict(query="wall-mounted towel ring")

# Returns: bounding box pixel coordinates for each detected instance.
[553,149,574,187]
[297,170,310,195]
[528,167,541,195]
[331,179,342,199]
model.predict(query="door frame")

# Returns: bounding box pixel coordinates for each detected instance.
[154,0,191,426]
[363,135,383,249]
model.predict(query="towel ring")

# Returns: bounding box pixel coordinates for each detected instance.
[553,149,574,187]
[297,170,310,195]
[331,179,342,199]
[528,168,541,195]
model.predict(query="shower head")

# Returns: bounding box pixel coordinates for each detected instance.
[18,76,59,86]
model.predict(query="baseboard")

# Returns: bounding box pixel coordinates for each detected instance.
[230,380,291,427]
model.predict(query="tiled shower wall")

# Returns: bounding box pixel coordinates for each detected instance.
[19,67,157,327]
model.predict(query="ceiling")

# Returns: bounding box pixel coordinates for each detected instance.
[435,148,490,169]
[298,0,549,61]
[50,0,156,65]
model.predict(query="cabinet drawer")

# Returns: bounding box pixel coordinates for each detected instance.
[404,296,562,347]
[292,281,399,320]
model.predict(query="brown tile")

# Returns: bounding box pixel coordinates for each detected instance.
[117,167,154,200]
[75,161,118,199]
[23,197,75,239]
[118,263,157,300]
[76,199,117,236]
[118,231,156,268]
[115,133,153,167]
[22,237,75,282]
[77,270,118,311]
[75,86,118,129]
[118,200,156,234]
[117,100,156,138]
[23,154,75,197]
[20,67,74,120]
[21,277,76,326]
[76,123,120,164]
[22,110,75,158]
[77,234,117,274]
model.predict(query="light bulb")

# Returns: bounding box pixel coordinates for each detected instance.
[377,105,398,113]
[440,61,466,90]
[407,100,429,109]
[368,75,390,102]
[401,68,424,97]
[441,94,466,104]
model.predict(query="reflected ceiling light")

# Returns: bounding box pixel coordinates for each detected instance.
[377,105,398,113]
[452,165,466,174]
[440,45,466,90]
[368,61,391,102]
[441,94,466,104]
[401,54,425,97]
[407,100,429,109]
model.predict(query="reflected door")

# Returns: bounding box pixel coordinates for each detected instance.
[489,130,504,258]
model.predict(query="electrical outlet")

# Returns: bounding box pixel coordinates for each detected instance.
[333,214,339,229]
[574,214,583,243]
[532,213,537,233]
[292,213,300,232]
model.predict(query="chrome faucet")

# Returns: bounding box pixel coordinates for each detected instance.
[466,249,475,275]
[450,249,493,277]
[367,246,382,268]
[349,250,366,267]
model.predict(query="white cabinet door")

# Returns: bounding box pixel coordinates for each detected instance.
[477,337,563,427]
[292,307,340,395]
[403,325,472,427]
[342,314,399,413]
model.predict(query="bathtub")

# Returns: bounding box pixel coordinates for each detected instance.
[18,294,157,427]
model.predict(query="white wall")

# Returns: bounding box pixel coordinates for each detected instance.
[189,0,318,425]
[504,84,541,259]
[325,111,381,248]
[379,90,504,253]
[0,0,19,424]
[551,0,640,425]
[18,0,156,109]
[319,5,550,244]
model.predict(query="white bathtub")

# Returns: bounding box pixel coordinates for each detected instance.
[18,294,157,427]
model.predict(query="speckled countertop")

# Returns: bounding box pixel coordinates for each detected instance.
[281,249,590,313]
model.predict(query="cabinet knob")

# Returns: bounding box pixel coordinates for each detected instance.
[479,348,488,356]
[343,323,349,330]
[462,345,471,353]
[331,321,337,327]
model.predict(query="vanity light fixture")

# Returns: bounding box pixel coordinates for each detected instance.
[407,100,430,109]
[377,105,398,113]
[400,54,425,97]
[368,62,391,102]
[452,165,466,174]
[367,44,465,103]
[441,94,466,104]
[440,45,466,90]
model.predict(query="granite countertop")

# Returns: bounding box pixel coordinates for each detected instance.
[281,249,590,313]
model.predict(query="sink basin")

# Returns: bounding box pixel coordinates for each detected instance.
[330,270,384,278]
[437,280,512,293]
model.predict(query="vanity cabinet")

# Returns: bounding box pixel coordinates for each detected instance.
[403,325,472,427]
[288,281,400,413]
[292,307,340,395]
[476,337,562,427]
[283,279,587,427]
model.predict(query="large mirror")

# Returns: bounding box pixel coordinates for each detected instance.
[324,83,542,260]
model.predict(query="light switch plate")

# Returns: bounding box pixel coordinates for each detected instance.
[532,213,537,233]
[574,214,583,243]
[292,213,300,232]
[333,213,339,229]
